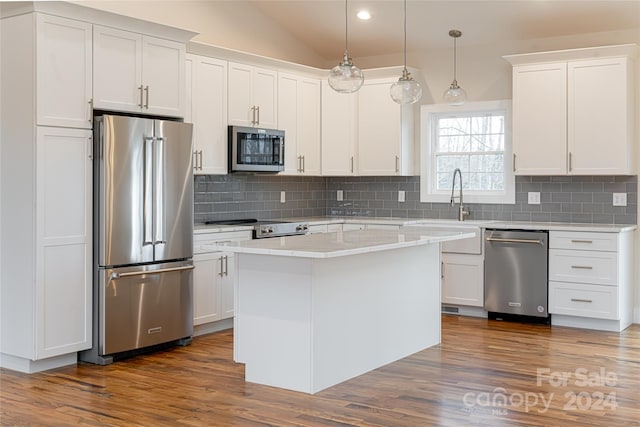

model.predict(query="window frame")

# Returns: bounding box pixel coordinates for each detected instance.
[420,100,515,205]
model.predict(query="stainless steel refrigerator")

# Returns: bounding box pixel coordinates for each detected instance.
[80,114,194,365]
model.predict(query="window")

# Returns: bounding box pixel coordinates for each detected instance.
[420,100,514,204]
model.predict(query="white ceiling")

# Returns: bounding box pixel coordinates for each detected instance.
[249,0,640,60]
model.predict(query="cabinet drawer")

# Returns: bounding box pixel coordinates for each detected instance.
[194,230,252,254]
[549,231,618,252]
[549,249,617,285]
[549,281,618,320]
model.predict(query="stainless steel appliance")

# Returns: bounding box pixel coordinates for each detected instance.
[204,218,309,238]
[484,229,549,320]
[228,125,284,172]
[80,114,194,365]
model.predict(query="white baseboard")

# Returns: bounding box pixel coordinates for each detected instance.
[0,352,77,373]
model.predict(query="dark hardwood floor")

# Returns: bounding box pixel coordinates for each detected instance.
[1,315,639,426]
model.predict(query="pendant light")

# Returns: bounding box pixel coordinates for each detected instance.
[443,29,467,105]
[390,0,422,104]
[328,0,364,93]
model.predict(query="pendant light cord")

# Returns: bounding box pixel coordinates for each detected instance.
[403,0,407,69]
[344,0,349,53]
[453,35,457,82]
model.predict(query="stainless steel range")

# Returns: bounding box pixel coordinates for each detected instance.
[204,219,309,239]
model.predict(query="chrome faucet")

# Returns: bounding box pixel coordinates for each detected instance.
[450,168,470,221]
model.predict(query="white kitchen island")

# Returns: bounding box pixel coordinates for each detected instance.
[205,227,474,394]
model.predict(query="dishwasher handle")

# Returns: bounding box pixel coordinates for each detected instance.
[486,236,544,245]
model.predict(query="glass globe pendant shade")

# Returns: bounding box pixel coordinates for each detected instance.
[328,52,364,93]
[443,80,467,106]
[390,68,422,104]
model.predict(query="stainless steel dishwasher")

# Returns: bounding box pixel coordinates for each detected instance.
[484,229,549,320]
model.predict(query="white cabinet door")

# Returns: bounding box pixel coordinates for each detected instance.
[193,252,234,325]
[228,62,277,128]
[36,14,93,129]
[568,57,633,175]
[94,26,185,117]
[93,25,142,113]
[141,35,185,117]
[220,253,235,319]
[35,127,92,358]
[278,73,321,175]
[512,62,567,175]
[298,78,321,175]
[441,253,484,307]
[252,67,278,128]
[187,54,228,175]
[321,81,357,175]
[193,252,222,325]
[358,79,402,175]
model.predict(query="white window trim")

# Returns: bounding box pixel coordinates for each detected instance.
[420,100,515,205]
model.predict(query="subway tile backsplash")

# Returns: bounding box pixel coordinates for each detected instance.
[195,175,637,225]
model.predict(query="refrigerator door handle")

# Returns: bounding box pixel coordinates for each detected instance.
[153,136,166,245]
[110,265,195,280]
[143,136,155,246]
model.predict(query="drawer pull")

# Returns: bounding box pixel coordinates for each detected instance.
[571,298,593,303]
[570,239,593,244]
[571,265,593,270]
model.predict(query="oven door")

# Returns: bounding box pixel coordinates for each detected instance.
[229,126,284,172]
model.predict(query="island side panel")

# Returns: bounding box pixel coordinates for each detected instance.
[234,253,314,393]
[310,243,441,393]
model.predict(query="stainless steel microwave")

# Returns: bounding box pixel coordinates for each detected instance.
[228,126,285,173]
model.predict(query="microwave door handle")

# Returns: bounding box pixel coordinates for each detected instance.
[154,137,166,245]
[278,137,283,165]
[143,137,154,246]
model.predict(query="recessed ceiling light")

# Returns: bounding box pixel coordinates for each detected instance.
[357,10,371,20]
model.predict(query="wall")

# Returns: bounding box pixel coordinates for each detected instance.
[196,175,637,225]
[194,175,327,223]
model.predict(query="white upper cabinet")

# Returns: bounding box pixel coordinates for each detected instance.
[93,25,185,117]
[321,81,358,176]
[568,58,634,175]
[186,54,228,175]
[506,45,637,175]
[321,76,416,176]
[228,62,277,128]
[36,14,93,129]
[511,62,567,175]
[358,78,414,176]
[278,73,321,175]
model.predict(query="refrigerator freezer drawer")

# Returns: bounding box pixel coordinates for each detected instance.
[100,261,194,355]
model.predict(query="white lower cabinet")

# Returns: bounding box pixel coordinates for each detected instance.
[441,253,484,308]
[193,252,235,325]
[548,230,634,331]
[193,230,251,327]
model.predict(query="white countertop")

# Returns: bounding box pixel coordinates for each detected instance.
[202,228,476,259]
[194,217,636,234]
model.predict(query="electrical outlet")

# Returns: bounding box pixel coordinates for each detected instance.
[280,191,286,203]
[613,193,627,207]
[337,190,343,201]
[398,190,405,203]
[528,192,541,205]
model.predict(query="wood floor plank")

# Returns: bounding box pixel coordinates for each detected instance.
[1,315,639,426]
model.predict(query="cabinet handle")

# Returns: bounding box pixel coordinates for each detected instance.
[571,265,593,270]
[138,85,144,107]
[571,239,593,244]
[297,156,302,172]
[219,256,224,277]
[199,150,204,170]
[144,85,150,109]
[301,155,305,173]
[224,255,229,276]
[350,156,354,173]
[250,106,256,125]
[193,151,198,170]
[569,152,572,172]
[571,298,593,303]
[256,106,260,125]
[441,261,444,279]
[87,99,93,122]
[513,153,516,172]
[395,156,399,173]
[88,137,93,160]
